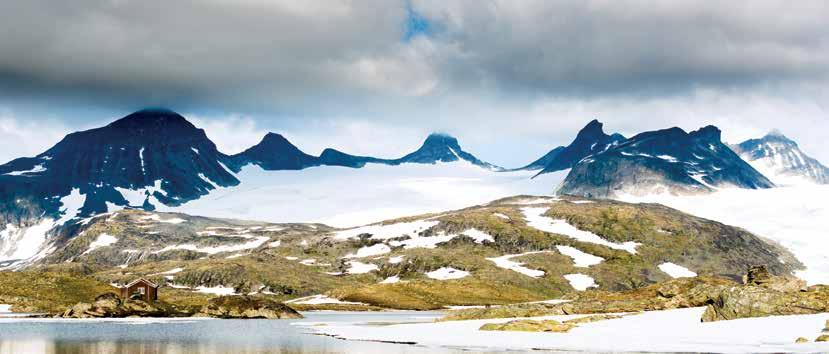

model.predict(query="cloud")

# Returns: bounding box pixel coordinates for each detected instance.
[0,111,70,163]
[188,114,268,155]
[0,1,827,166]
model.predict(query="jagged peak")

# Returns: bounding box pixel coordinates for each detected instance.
[690,125,722,142]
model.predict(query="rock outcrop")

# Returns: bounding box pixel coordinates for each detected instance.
[701,266,828,322]
[61,292,190,318]
[198,295,302,319]
[480,319,576,333]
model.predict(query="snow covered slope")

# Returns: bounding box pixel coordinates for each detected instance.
[619,184,829,285]
[162,161,568,227]
[731,131,829,185]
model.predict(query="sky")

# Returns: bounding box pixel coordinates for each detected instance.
[0,0,828,167]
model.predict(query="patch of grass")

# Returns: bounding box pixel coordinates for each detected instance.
[0,270,114,314]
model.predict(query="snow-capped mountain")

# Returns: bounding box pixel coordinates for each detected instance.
[0,109,239,217]
[524,120,625,173]
[392,133,500,170]
[558,125,775,197]
[0,109,512,266]
[731,131,829,185]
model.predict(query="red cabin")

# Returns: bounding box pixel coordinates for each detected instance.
[117,278,158,302]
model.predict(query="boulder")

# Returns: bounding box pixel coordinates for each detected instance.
[795,337,809,343]
[701,285,829,322]
[198,295,303,319]
[480,319,576,333]
[817,335,829,342]
[743,265,805,292]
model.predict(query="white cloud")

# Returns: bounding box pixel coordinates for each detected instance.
[0,111,69,164]
[188,114,268,155]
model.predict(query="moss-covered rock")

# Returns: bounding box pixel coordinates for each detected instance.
[198,295,302,319]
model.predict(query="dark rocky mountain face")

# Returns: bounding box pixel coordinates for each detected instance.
[558,125,775,198]
[0,109,239,221]
[229,133,318,171]
[731,132,829,185]
[392,133,500,170]
[530,120,625,173]
[231,132,500,171]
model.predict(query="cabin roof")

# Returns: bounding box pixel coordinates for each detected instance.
[123,277,159,288]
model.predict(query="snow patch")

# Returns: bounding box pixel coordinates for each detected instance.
[82,233,117,255]
[556,245,604,267]
[426,267,470,280]
[487,252,551,278]
[658,262,697,278]
[380,276,400,284]
[564,273,597,291]
[346,261,379,274]
[334,220,438,241]
[4,164,47,176]
[152,236,268,255]
[345,243,392,258]
[286,295,366,305]
[522,207,639,254]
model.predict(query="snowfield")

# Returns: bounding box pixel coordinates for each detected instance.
[307,307,829,353]
[81,234,118,255]
[162,162,568,227]
[619,184,829,285]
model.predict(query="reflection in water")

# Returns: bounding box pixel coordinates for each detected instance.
[0,312,465,354]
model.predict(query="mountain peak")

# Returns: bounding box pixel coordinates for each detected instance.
[575,119,605,138]
[421,133,461,149]
[690,125,722,141]
[107,108,195,131]
[531,119,625,174]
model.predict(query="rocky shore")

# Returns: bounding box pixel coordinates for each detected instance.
[61,293,302,319]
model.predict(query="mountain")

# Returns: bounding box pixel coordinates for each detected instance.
[558,125,775,198]
[0,109,239,217]
[230,133,319,170]
[231,132,500,171]
[391,133,500,170]
[0,196,800,312]
[731,131,829,185]
[526,120,625,173]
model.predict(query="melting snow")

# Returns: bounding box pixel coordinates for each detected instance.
[460,228,494,243]
[334,220,438,241]
[487,252,551,278]
[493,213,510,220]
[658,262,697,278]
[522,207,639,254]
[140,214,186,224]
[564,273,597,291]
[380,276,400,284]
[4,164,47,176]
[56,188,86,225]
[426,267,470,280]
[389,233,456,249]
[0,304,11,313]
[388,255,404,264]
[346,261,379,274]
[286,295,365,305]
[152,236,268,255]
[556,245,604,267]
[345,243,392,258]
[268,240,281,248]
[194,285,237,295]
[81,233,118,255]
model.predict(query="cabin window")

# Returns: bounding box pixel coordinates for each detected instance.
[138,287,145,294]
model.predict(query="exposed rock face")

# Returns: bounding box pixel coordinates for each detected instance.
[61,292,189,318]
[701,267,828,322]
[743,265,806,292]
[198,295,303,319]
[558,125,774,198]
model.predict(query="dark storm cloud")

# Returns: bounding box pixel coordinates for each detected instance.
[0,0,827,110]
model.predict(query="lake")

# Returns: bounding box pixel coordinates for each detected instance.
[0,311,493,354]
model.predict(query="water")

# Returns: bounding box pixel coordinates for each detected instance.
[0,311,483,354]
